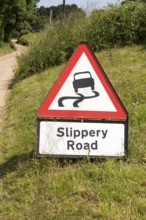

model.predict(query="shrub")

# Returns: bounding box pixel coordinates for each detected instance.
[17,32,40,46]
[15,2,146,81]
[87,2,146,49]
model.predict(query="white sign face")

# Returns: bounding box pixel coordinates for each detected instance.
[37,120,126,157]
[49,53,117,112]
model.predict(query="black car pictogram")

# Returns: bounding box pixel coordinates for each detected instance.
[73,71,95,93]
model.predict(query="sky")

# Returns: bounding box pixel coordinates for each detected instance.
[37,0,122,11]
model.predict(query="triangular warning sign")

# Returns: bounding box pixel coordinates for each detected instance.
[38,42,127,120]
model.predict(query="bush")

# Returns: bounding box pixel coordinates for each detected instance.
[87,2,146,49]
[15,2,146,81]
[17,32,40,46]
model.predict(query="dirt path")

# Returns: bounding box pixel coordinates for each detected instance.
[0,42,25,132]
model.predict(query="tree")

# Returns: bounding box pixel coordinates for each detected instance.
[37,4,85,21]
[0,0,39,42]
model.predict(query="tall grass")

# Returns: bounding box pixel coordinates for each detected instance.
[15,12,86,81]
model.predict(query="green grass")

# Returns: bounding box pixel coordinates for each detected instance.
[0,41,16,56]
[18,32,41,46]
[0,46,146,219]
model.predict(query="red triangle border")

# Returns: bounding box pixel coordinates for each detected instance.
[38,42,127,120]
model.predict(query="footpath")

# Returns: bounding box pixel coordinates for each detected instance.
[0,42,25,132]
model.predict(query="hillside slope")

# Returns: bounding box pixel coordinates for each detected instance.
[0,46,146,219]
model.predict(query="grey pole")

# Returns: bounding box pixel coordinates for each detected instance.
[63,0,65,18]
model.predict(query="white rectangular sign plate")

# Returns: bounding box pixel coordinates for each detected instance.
[36,119,128,157]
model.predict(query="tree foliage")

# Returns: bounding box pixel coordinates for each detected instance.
[0,0,39,42]
[37,4,85,21]
[0,2,85,43]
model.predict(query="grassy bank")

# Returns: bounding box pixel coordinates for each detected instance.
[0,46,146,219]
[17,32,41,46]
